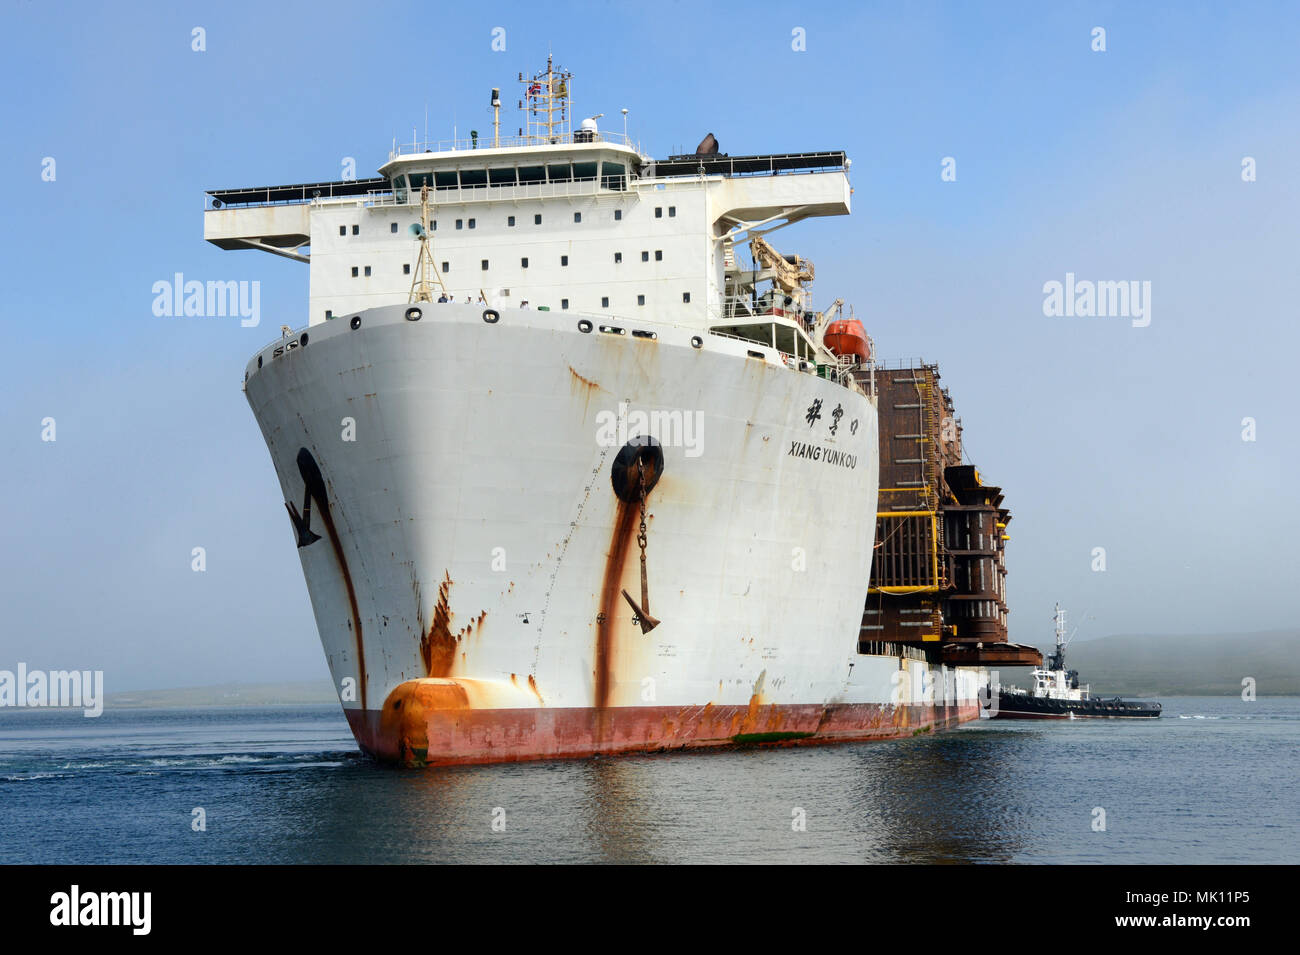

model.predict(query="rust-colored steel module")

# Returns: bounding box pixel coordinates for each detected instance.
[853,362,1041,668]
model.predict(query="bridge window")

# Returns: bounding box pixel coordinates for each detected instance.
[573,161,598,181]
[460,169,487,188]
[489,167,517,187]
[601,162,626,189]
[547,163,572,183]
[434,171,457,189]
[518,165,545,185]
[409,173,432,189]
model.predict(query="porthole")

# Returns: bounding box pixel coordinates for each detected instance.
[257,355,263,368]
[690,335,703,349]
[482,309,500,324]
[299,332,309,346]
[350,315,362,330]
[577,319,593,333]
[405,307,423,321]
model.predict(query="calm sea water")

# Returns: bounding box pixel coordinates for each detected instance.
[1,697,1295,864]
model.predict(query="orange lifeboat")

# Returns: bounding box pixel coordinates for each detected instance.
[823,318,872,362]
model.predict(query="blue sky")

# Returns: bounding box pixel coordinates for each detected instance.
[2,1,1297,689]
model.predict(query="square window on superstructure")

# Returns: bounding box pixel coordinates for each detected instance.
[637,294,645,306]
[508,215,516,227]
[442,261,449,273]
[325,310,333,320]
[339,226,346,236]
[364,265,371,276]
[601,296,609,308]
[456,219,463,230]
[655,250,662,261]
[641,251,649,262]
[403,263,411,274]
[468,218,476,229]
[561,255,569,266]
[521,257,528,268]
[614,252,622,263]
[351,266,358,277]
[574,211,581,223]
[614,209,622,221]
[390,222,398,233]
[655,207,662,218]
[682,292,691,303]
[534,214,542,225]
[669,206,676,217]
[352,224,359,235]
[481,260,489,270]
[561,299,569,309]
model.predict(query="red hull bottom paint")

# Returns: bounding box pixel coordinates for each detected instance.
[344,687,983,767]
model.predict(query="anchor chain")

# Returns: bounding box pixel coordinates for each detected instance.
[637,459,650,618]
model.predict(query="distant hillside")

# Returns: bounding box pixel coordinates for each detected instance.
[108,680,337,708]
[1021,630,1299,696]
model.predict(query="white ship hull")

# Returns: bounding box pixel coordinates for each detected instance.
[244,302,982,764]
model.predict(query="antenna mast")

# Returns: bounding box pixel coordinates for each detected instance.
[409,184,447,303]
[520,54,572,143]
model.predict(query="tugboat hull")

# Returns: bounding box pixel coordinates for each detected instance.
[988,693,1161,719]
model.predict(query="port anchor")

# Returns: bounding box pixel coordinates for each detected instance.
[612,439,662,633]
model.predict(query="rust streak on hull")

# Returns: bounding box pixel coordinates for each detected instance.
[420,572,457,677]
[595,500,639,711]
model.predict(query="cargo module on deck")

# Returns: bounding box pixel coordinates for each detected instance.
[205,59,994,766]
[855,363,1042,669]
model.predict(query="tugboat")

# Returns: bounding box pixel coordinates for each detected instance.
[984,606,1161,719]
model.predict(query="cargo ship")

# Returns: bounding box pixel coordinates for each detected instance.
[205,59,1024,766]
[984,606,1161,719]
